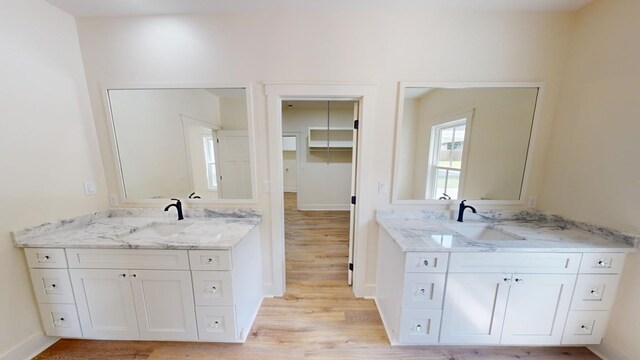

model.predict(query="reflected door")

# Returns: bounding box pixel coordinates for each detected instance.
[217,130,252,199]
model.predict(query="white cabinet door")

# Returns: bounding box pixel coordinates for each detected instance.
[440,274,510,344]
[130,270,198,341]
[70,269,139,339]
[501,274,576,345]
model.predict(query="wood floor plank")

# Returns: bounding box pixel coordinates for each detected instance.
[33,193,600,359]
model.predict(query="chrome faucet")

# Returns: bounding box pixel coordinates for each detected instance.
[164,199,184,220]
[457,200,477,222]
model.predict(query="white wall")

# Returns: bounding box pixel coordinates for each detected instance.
[220,97,249,130]
[108,89,220,199]
[0,0,108,356]
[75,10,575,295]
[282,102,354,210]
[538,0,640,358]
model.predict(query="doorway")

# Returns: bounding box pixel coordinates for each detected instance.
[265,83,375,298]
[280,100,358,291]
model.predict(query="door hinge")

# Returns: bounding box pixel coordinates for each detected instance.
[351,196,356,205]
[216,138,219,143]
[219,175,223,180]
[349,263,354,271]
[353,120,359,130]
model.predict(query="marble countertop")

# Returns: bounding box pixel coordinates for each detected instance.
[12,208,261,250]
[377,210,638,253]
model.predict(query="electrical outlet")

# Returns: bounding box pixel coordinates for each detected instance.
[83,181,96,195]
[262,180,271,193]
[528,196,537,208]
[109,194,118,207]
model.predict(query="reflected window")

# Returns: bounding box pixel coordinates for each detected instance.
[203,136,217,190]
[429,119,467,199]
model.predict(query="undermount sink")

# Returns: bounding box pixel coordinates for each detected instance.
[446,223,525,241]
[126,222,194,237]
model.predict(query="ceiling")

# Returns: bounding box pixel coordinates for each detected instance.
[47,0,595,17]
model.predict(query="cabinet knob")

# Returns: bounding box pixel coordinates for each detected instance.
[597,259,608,267]
[207,258,214,264]
[53,317,65,327]
[503,277,512,284]
[590,289,600,297]
[515,278,524,283]
[580,324,591,333]
[422,259,429,267]
[419,288,425,295]
[208,321,220,329]
[131,274,137,278]
[416,324,423,332]
[45,284,57,292]
[209,286,217,294]
[118,273,127,278]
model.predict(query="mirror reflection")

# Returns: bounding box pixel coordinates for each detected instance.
[107,88,252,201]
[395,87,538,201]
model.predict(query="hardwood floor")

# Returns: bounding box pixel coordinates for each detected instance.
[33,192,600,359]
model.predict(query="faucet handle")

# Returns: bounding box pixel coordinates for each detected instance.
[171,198,181,203]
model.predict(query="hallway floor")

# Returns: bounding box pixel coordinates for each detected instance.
[34,193,600,359]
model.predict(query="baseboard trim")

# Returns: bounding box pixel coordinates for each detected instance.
[589,341,638,360]
[0,332,58,360]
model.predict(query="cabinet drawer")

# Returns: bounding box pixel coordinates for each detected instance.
[402,273,445,309]
[449,253,581,274]
[192,271,234,306]
[580,253,626,274]
[562,311,609,345]
[25,248,67,268]
[66,249,189,270]
[38,303,82,338]
[29,269,75,304]
[189,250,232,271]
[398,309,442,344]
[405,253,448,273]
[195,306,237,342]
[571,274,621,311]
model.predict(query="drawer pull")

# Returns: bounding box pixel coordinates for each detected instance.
[208,321,220,329]
[53,317,65,327]
[118,273,127,278]
[503,277,512,284]
[580,324,591,333]
[515,278,524,283]
[207,258,214,264]
[208,286,217,294]
[419,288,425,295]
[45,284,57,292]
[423,260,429,266]
[416,324,423,332]
[131,273,137,278]
[590,289,600,297]
[597,259,609,267]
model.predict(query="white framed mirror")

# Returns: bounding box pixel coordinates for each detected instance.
[392,82,542,204]
[104,84,257,204]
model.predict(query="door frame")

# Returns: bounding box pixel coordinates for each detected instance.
[265,83,376,297]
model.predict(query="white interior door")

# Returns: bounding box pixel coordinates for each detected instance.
[70,269,139,340]
[348,102,359,286]
[217,130,252,199]
[130,270,198,341]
